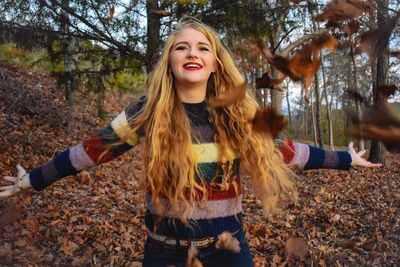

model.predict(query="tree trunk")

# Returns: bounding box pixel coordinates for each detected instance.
[368,0,387,164]
[285,82,292,130]
[61,0,76,104]
[313,74,323,147]
[350,47,365,150]
[146,0,161,73]
[270,68,283,113]
[310,92,318,146]
[321,53,334,149]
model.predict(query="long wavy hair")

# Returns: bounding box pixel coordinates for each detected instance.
[129,17,296,222]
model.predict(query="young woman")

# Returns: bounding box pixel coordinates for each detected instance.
[0,17,380,267]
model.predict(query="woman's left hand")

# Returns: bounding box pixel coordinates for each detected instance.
[348,142,382,168]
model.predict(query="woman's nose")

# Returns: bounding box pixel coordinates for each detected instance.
[186,48,198,58]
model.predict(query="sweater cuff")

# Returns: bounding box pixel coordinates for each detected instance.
[336,151,352,170]
[304,146,352,170]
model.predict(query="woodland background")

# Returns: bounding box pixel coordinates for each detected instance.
[0,0,399,266]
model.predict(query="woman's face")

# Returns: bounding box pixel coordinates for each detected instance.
[170,27,217,90]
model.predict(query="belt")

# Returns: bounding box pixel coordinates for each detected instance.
[147,229,216,249]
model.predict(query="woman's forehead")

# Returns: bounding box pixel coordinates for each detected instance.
[174,27,212,45]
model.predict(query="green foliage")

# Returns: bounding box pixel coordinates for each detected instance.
[0,43,64,73]
[107,71,146,95]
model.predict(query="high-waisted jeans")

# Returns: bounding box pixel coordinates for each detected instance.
[142,229,254,267]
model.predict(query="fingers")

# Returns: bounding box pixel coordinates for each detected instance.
[357,150,366,157]
[0,190,14,197]
[3,176,17,183]
[0,185,15,191]
[348,142,354,150]
[367,162,382,168]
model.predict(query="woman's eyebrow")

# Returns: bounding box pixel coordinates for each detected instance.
[173,41,211,48]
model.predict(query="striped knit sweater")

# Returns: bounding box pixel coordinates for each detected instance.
[29,97,352,238]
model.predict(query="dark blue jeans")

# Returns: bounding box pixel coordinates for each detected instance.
[142,229,254,267]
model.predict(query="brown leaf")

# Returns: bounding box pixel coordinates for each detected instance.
[312,34,338,51]
[186,246,203,267]
[345,88,367,103]
[260,45,321,93]
[255,72,285,89]
[215,231,241,253]
[351,103,400,153]
[378,84,398,100]
[285,238,308,263]
[108,5,115,22]
[20,218,40,233]
[356,13,400,59]
[60,241,79,257]
[208,83,247,108]
[315,0,374,22]
[0,204,22,229]
[150,9,172,17]
[342,20,360,35]
[387,50,400,57]
[252,107,288,139]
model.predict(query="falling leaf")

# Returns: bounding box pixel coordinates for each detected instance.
[351,103,400,153]
[208,83,247,108]
[255,72,285,89]
[150,9,172,17]
[315,0,374,22]
[342,20,360,35]
[312,34,338,51]
[387,50,400,57]
[378,84,398,100]
[186,246,203,267]
[259,44,321,93]
[356,13,400,59]
[108,5,115,23]
[344,88,367,103]
[285,238,308,263]
[215,231,241,253]
[252,107,288,139]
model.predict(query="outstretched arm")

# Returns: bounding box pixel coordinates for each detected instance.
[0,97,146,196]
[277,138,381,170]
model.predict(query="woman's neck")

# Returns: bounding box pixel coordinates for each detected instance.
[175,82,207,103]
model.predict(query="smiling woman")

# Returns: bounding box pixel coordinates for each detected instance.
[169,27,217,103]
[0,16,380,267]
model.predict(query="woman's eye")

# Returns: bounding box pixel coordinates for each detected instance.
[200,47,210,51]
[175,46,186,50]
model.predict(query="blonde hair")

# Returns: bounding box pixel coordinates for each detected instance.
[129,17,296,223]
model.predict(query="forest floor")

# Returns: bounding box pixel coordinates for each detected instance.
[0,61,399,267]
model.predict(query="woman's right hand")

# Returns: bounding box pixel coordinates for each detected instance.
[0,165,31,197]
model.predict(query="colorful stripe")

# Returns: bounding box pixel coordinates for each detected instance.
[192,143,238,164]
[111,111,139,146]
[291,142,310,168]
[278,139,295,163]
[69,144,95,170]
[145,193,242,220]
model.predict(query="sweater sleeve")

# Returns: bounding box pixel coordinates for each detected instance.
[29,96,146,190]
[276,138,352,170]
